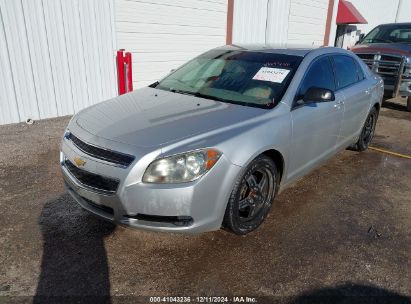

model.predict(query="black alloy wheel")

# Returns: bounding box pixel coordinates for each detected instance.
[362,111,376,146]
[352,107,378,152]
[223,155,277,235]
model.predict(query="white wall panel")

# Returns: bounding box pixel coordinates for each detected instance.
[0,0,40,122]
[232,0,268,44]
[0,4,20,124]
[0,0,117,125]
[265,0,290,45]
[22,0,59,118]
[233,0,328,46]
[287,0,328,46]
[114,0,228,89]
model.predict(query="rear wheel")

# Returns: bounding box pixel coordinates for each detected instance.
[352,107,378,152]
[223,155,277,235]
[407,97,411,112]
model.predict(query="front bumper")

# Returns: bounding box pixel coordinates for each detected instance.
[384,78,411,97]
[398,78,411,97]
[60,136,241,233]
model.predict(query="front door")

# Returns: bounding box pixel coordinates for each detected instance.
[287,56,344,182]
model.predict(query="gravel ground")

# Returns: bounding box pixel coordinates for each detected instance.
[0,102,410,303]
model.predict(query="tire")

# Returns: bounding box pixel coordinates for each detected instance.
[223,155,278,235]
[407,97,411,112]
[352,107,378,152]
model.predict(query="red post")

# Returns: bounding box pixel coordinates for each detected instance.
[117,49,126,95]
[125,52,133,92]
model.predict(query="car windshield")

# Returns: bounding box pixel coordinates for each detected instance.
[152,49,302,109]
[362,24,411,44]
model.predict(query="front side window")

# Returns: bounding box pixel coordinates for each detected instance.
[333,55,358,89]
[154,50,302,109]
[297,56,335,98]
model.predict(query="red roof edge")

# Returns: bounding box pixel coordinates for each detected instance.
[336,0,367,25]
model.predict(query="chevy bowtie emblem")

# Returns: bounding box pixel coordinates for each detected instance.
[73,157,86,167]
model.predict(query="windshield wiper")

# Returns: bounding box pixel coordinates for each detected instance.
[169,88,197,96]
[169,89,230,103]
[193,92,232,103]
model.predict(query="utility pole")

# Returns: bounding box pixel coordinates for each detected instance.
[395,0,402,22]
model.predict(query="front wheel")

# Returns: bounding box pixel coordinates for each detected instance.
[352,107,378,152]
[223,155,278,235]
[407,97,411,112]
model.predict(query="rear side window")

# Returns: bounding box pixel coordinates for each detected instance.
[333,55,359,89]
[298,56,335,97]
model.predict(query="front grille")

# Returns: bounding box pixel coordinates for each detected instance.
[356,53,405,88]
[64,159,119,194]
[67,133,135,167]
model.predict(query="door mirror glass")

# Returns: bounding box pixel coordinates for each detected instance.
[303,87,335,103]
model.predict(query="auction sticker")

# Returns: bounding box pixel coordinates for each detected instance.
[252,67,290,83]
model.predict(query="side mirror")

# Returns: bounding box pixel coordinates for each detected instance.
[303,87,335,103]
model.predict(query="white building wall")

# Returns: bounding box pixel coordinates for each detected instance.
[232,0,329,46]
[266,0,291,44]
[287,0,329,46]
[232,0,268,44]
[114,0,228,89]
[232,0,290,45]
[0,0,117,125]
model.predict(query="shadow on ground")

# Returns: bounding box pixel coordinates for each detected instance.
[382,100,408,112]
[290,283,411,304]
[33,194,115,303]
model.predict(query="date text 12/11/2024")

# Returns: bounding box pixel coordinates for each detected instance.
[149,296,257,303]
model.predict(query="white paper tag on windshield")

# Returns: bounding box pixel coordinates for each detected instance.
[252,67,290,83]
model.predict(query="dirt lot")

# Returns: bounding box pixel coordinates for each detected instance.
[0,101,410,303]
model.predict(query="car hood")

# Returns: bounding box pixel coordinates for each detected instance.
[352,43,411,56]
[75,87,267,148]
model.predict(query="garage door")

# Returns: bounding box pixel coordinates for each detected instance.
[114,0,228,89]
[0,0,117,125]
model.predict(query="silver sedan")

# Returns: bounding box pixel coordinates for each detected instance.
[60,45,383,234]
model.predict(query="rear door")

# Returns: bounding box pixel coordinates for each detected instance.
[288,56,344,182]
[332,55,371,150]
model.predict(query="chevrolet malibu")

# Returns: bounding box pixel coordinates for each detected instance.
[60,45,383,235]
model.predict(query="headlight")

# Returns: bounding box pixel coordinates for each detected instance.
[142,149,222,183]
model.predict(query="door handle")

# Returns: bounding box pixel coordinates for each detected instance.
[334,100,343,108]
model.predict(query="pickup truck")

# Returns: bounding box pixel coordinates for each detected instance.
[352,23,411,111]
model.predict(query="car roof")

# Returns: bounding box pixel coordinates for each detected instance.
[376,22,411,27]
[215,44,324,57]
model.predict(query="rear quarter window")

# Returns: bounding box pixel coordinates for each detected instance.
[355,59,365,81]
[333,55,359,89]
